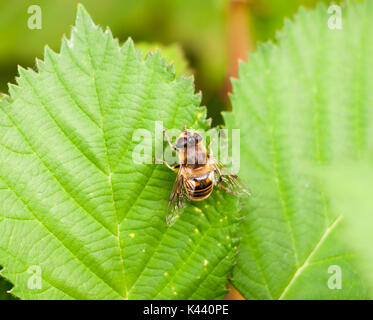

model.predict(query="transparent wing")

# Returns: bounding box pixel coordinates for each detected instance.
[214,161,251,198]
[166,171,187,226]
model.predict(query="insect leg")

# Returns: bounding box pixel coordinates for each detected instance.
[163,129,178,151]
[216,178,236,195]
[215,169,236,195]
[217,183,235,195]
[153,158,179,172]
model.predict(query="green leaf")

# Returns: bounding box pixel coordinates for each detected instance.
[0,5,240,300]
[225,0,373,299]
[136,42,191,76]
[318,160,373,295]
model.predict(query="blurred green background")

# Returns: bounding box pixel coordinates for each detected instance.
[0,0,338,299]
[0,0,335,125]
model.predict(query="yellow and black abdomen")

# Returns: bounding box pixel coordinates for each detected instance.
[184,172,214,201]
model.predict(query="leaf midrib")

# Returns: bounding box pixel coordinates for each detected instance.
[278,215,342,299]
[81,18,128,299]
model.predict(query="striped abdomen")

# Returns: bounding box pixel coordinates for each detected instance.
[184,172,214,201]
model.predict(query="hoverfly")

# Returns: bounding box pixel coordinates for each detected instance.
[158,125,249,226]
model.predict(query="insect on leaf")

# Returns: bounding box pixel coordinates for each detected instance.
[0,5,240,300]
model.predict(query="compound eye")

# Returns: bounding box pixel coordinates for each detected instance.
[187,136,195,145]
[193,133,202,142]
[176,137,187,148]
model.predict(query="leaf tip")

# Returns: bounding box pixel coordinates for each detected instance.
[8,83,19,97]
[125,37,134,47]
[17,65,28,78]
[75,2,96,29]
[76,2,88,14]
[122,37,136,54]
